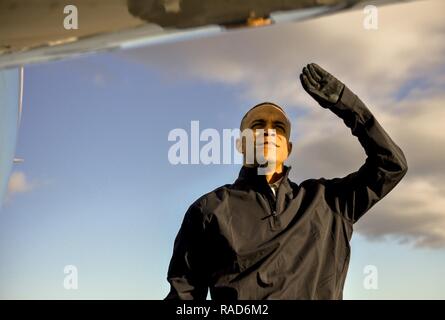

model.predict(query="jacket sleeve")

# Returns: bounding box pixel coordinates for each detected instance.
[165,201,210,300]
[322,85,408,224]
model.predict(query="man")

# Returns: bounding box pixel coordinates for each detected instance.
[165,63,408,300]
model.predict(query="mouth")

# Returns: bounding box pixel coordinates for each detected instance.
[257,141,279,147]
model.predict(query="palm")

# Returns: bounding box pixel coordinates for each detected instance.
[300,63,344,107]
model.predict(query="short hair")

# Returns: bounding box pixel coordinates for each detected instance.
[240,102,291,134]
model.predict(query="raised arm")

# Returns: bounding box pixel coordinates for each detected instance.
[300,63,408,223]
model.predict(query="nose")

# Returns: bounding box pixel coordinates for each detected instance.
[254,128,276,137]
[253,121,277,138]
[263,126,276,137]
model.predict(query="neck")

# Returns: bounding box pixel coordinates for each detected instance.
[244,161,285,184]
[264,164,284,184]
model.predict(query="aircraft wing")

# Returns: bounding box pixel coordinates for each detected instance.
[0,0,422,69]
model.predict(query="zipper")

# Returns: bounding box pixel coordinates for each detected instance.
[262,190,278,218]
[266,188,282,229]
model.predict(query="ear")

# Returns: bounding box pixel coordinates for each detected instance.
[287,141,293,157]
[236,137,243,154]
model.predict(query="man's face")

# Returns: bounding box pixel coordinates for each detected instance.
[238,105,292,166]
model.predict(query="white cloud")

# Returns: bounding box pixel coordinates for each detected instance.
[356,177,445,248]
[119,0,445,248]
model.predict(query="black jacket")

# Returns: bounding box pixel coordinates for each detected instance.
[165,86,408,300]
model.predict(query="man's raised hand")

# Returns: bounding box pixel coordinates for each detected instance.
[300,63,345,108]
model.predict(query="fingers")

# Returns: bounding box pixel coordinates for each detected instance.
[300,73,309,90]
[300,73,311,90]
[302,67,318,88]
[310,63,328,78]
[299,73,318,96]
[308,64,322,82]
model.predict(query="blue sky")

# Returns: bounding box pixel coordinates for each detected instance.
[0,54,252,299]
[1,0,445,299]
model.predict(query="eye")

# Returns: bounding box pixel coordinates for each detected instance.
[251,123,263,129]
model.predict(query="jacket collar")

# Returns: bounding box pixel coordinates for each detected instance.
[234,164,294,196]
